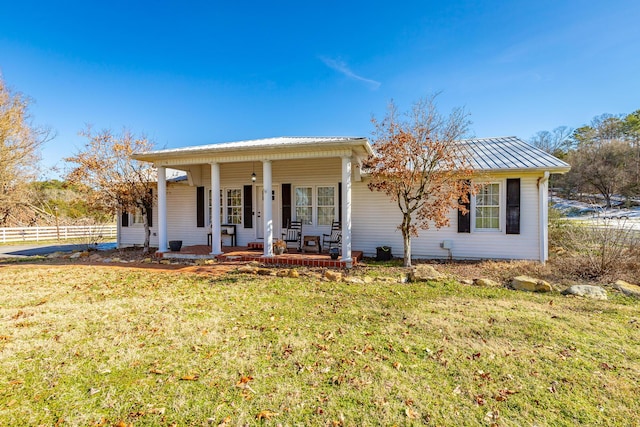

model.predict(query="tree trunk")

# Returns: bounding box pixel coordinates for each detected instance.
[142,207,150,254]
[402,213,412,268]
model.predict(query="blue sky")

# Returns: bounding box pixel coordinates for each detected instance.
[1,0,639,177]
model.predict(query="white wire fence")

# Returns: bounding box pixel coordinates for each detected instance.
[0,225,117,243]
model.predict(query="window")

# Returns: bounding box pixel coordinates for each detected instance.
[132,209,145,225]
[226,189,242,224]
[295,187,313,225]
[317,186,335,226]
[475,183,500,230]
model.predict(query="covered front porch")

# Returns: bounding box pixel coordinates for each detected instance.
[157,243,364,268]
[132,137,374,269]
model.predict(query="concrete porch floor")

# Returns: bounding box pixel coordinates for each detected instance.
[157,244,363,268]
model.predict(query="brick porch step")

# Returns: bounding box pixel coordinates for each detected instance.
[248,242,264,250]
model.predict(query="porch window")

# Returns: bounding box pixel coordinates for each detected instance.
[295,187,313,225]
[475,183,500,230]
[226,189,242,224]
[317,186,336,226]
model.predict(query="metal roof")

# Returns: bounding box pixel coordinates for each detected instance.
[459,136,570,173]
[133,136,372,160]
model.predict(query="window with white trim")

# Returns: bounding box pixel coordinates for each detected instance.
[295,187,313,225]
[132,209,144,225]
[317,186,336,226]
[475,183,500,230]
[226,188,242,224]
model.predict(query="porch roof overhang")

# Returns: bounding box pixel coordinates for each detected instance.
[132,136,373,169]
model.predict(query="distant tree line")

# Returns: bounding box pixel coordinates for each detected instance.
[530,110,640,207]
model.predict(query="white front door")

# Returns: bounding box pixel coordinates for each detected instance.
[256,185,279,240]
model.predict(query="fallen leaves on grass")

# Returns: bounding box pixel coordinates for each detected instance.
[180,374,199,381]
[256,410,278,420]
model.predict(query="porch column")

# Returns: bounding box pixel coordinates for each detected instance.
[341,156,352,266]
[210,162,222,255]
[263,160,274,257]
[157,166,168,253]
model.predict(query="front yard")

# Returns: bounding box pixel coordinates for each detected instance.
[1,261,639,426]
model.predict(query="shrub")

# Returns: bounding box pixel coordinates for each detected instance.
[550,215,639,279]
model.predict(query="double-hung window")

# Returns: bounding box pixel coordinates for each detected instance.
[226,189,242,224]
[295,187,313,225]
[475,183,500,230]
[317,186,336,226]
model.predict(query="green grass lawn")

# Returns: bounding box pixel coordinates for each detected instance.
[1,263,639,426]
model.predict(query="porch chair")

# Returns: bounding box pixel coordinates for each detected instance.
[322,221,342,253]
[282,220,303,251]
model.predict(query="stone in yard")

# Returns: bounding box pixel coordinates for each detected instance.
[363,277,374,284]
[562,285,607,300]
[237,265,258,274]
[257,268,275,276]
[159,259,171,265]
[195,258,215,266]
[69,252,82,259]
[459,279,474,286]
[288,269,300,278]
[409,265,444,282]
[510,275,552,292]
[343,276,365,284]
[474,278,501,287]
[142,258,152,264]
[47,251,63,259]
[276,269,290,277]
[324,270,343,282]
[612,280,640,298]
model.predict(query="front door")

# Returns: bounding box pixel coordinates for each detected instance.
[256,185,279,240]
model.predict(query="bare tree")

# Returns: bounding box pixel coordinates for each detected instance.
[529,126,574,156]
[0,75,53,225]
[366,96,474,267]
[65,127,156,252]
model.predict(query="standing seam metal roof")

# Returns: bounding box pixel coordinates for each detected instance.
[459,136,570,172]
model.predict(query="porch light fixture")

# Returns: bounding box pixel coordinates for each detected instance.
[251,162,257,182]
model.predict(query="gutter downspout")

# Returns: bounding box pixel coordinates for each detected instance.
[539,171,550,264]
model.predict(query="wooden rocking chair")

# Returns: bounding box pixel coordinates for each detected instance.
[322,220,342,252]
[281,220,303,251]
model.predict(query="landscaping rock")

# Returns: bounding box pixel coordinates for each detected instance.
[363,277,374,284]
[257,268,275,276]
[459,279,474,286]
[474,278,501,287]
[612,280,640,298]
[276,269,290,277]
[562,285,608,300]
[69,252,82,259]
[143,258,153,264]
[510,275,552,292]
[409,265,444,282]
[195,259,215,266]
[47,251,64,259]
[159,259,171,265]
[288,269,300,279]
[324,270,343,282]
[237,265,258,274]
[343,276,365,284]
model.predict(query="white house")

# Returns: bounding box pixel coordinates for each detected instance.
[120,136,570,265]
